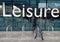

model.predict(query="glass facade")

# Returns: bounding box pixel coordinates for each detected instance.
[38,0,60,31]
[0,0,60,31]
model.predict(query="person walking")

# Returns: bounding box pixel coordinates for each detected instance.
[33,23,44,40]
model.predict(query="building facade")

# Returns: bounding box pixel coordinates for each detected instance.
[0,0,60,31]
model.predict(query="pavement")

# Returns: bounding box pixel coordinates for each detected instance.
[0,31,60,42]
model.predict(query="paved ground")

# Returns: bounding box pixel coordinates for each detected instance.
[0,31,60,42]
[0,40,60,42]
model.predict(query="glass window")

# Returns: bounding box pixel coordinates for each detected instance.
[46,0,60,31]
[38,3,46,8]
[38,0,46,8]
[0,3,3,16]
[47,0,60,8]
[30,0,36,7]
